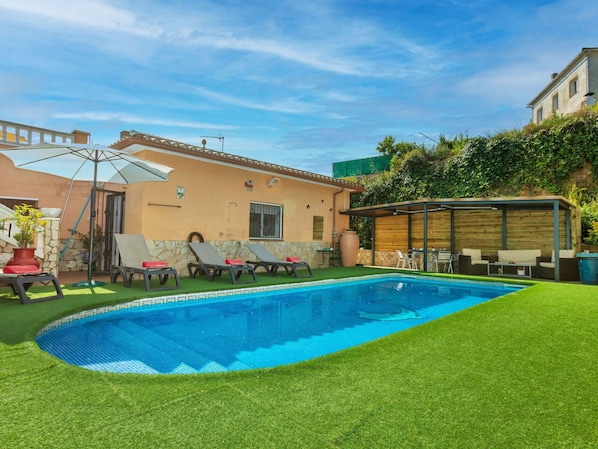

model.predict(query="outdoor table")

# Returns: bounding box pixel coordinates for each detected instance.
[317,248,342,268]
[411,248,440,272]
[488,262,533,278]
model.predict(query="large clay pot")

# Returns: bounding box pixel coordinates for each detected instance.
[340,230,360,267]
[6,247,40,268]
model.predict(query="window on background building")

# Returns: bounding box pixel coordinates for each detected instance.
[569,77,579,97]
[536,107,543,123]
[249,202,282,239]
[552,94,559,112]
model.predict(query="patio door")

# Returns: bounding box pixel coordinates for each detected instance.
[103,191,125,272]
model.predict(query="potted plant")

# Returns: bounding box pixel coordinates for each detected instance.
[0,204,47,267]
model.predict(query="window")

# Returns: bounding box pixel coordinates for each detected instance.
[249,202,282,239]
[552,93,559,112]
[569,77,579,97]
[312,216,324,240]
[536,107,543,123]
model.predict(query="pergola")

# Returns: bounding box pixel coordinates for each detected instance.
[340,196,580,282]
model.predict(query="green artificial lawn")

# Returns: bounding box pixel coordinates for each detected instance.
[1,268,597,448]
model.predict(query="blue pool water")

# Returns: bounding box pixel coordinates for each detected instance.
[36,275,523,374]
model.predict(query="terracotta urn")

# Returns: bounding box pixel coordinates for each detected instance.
[340,230,360,267]
[7,247,40,268]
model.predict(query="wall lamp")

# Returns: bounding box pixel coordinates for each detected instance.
[267,177,280,187]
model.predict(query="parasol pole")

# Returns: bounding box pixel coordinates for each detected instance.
[73,149,105,287]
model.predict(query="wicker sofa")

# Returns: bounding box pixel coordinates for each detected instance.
[497,249,542,278]
[536,249,579,281]
[458,248,495,275]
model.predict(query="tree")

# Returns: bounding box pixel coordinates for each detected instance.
[376,135,398,154]
[376,135,420,156]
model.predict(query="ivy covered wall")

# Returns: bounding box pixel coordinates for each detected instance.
[351,108,598,248]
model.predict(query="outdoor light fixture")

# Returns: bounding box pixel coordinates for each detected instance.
[585,92,596,106]
[267,177,280,187]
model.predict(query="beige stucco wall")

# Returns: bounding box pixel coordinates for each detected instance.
[121,149,352,243]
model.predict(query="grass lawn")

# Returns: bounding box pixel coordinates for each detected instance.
[1,267,597,448]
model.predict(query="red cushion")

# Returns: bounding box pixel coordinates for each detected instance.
[142,261,168,268]
[286,257,301,262]
[225,258,244,265]
[3,265,41,275]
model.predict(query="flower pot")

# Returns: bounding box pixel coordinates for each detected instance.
[7,247,40,268]
[517,268,525,276]
[340,230,360,267]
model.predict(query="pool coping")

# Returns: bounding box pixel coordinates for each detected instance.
[36,273,523,337]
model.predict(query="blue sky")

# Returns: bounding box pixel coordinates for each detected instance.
[1,0,596,176]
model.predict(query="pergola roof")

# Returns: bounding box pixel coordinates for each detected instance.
[340,196,579,282]
[340,196,577,218]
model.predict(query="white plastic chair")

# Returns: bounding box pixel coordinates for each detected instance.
[437,250,453,273]
[396,250,417,269]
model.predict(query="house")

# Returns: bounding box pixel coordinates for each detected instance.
[527,47,598,123]
[1,121,364,275]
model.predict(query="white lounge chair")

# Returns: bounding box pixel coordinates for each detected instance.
[110,234,180,291]
[246,243,313,278]
[187,242,256,284]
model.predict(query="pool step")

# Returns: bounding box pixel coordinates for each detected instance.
[149,322,253,372]
[115,319,232,373]
[82,320,201,374]
[38,323,161,374]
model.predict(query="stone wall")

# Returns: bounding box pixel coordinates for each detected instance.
[59,238,336,276]
[40,218,60,275]
[357,249,397,267]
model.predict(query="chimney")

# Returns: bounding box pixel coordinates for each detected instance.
[72,130,91,144]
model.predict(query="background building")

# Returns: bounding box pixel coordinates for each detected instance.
[527,47,598,123]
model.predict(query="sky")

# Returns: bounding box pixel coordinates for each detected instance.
[1,0,597,176]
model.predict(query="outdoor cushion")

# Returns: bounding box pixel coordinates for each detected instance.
[551,249,576,262]
[542,249,577,268]
[142,261,168,268]
[225,258,244,265]
[3,265,41,275]
[286,257,301,262]
[497,249,541,264]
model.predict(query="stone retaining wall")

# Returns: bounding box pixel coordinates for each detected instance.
[357,249,397,267]
[59,237,335,276]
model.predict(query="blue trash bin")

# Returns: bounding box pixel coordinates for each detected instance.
[577,253,598,285]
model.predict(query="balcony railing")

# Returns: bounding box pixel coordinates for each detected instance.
[0,120,78,146]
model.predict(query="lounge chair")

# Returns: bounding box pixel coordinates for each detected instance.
[0,265,63,304]
[187,242,256,284]
[110,234,180,291]
[245,243,313,278]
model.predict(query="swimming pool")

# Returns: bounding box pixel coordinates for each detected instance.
[36,274,523,374]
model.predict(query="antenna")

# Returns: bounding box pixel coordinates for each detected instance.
[201,134,225,152]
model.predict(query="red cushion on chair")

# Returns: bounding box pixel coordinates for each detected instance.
[3,265,41,275]
[286,257,301,262]
[225,258,244,265]
[142,261,168,268]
